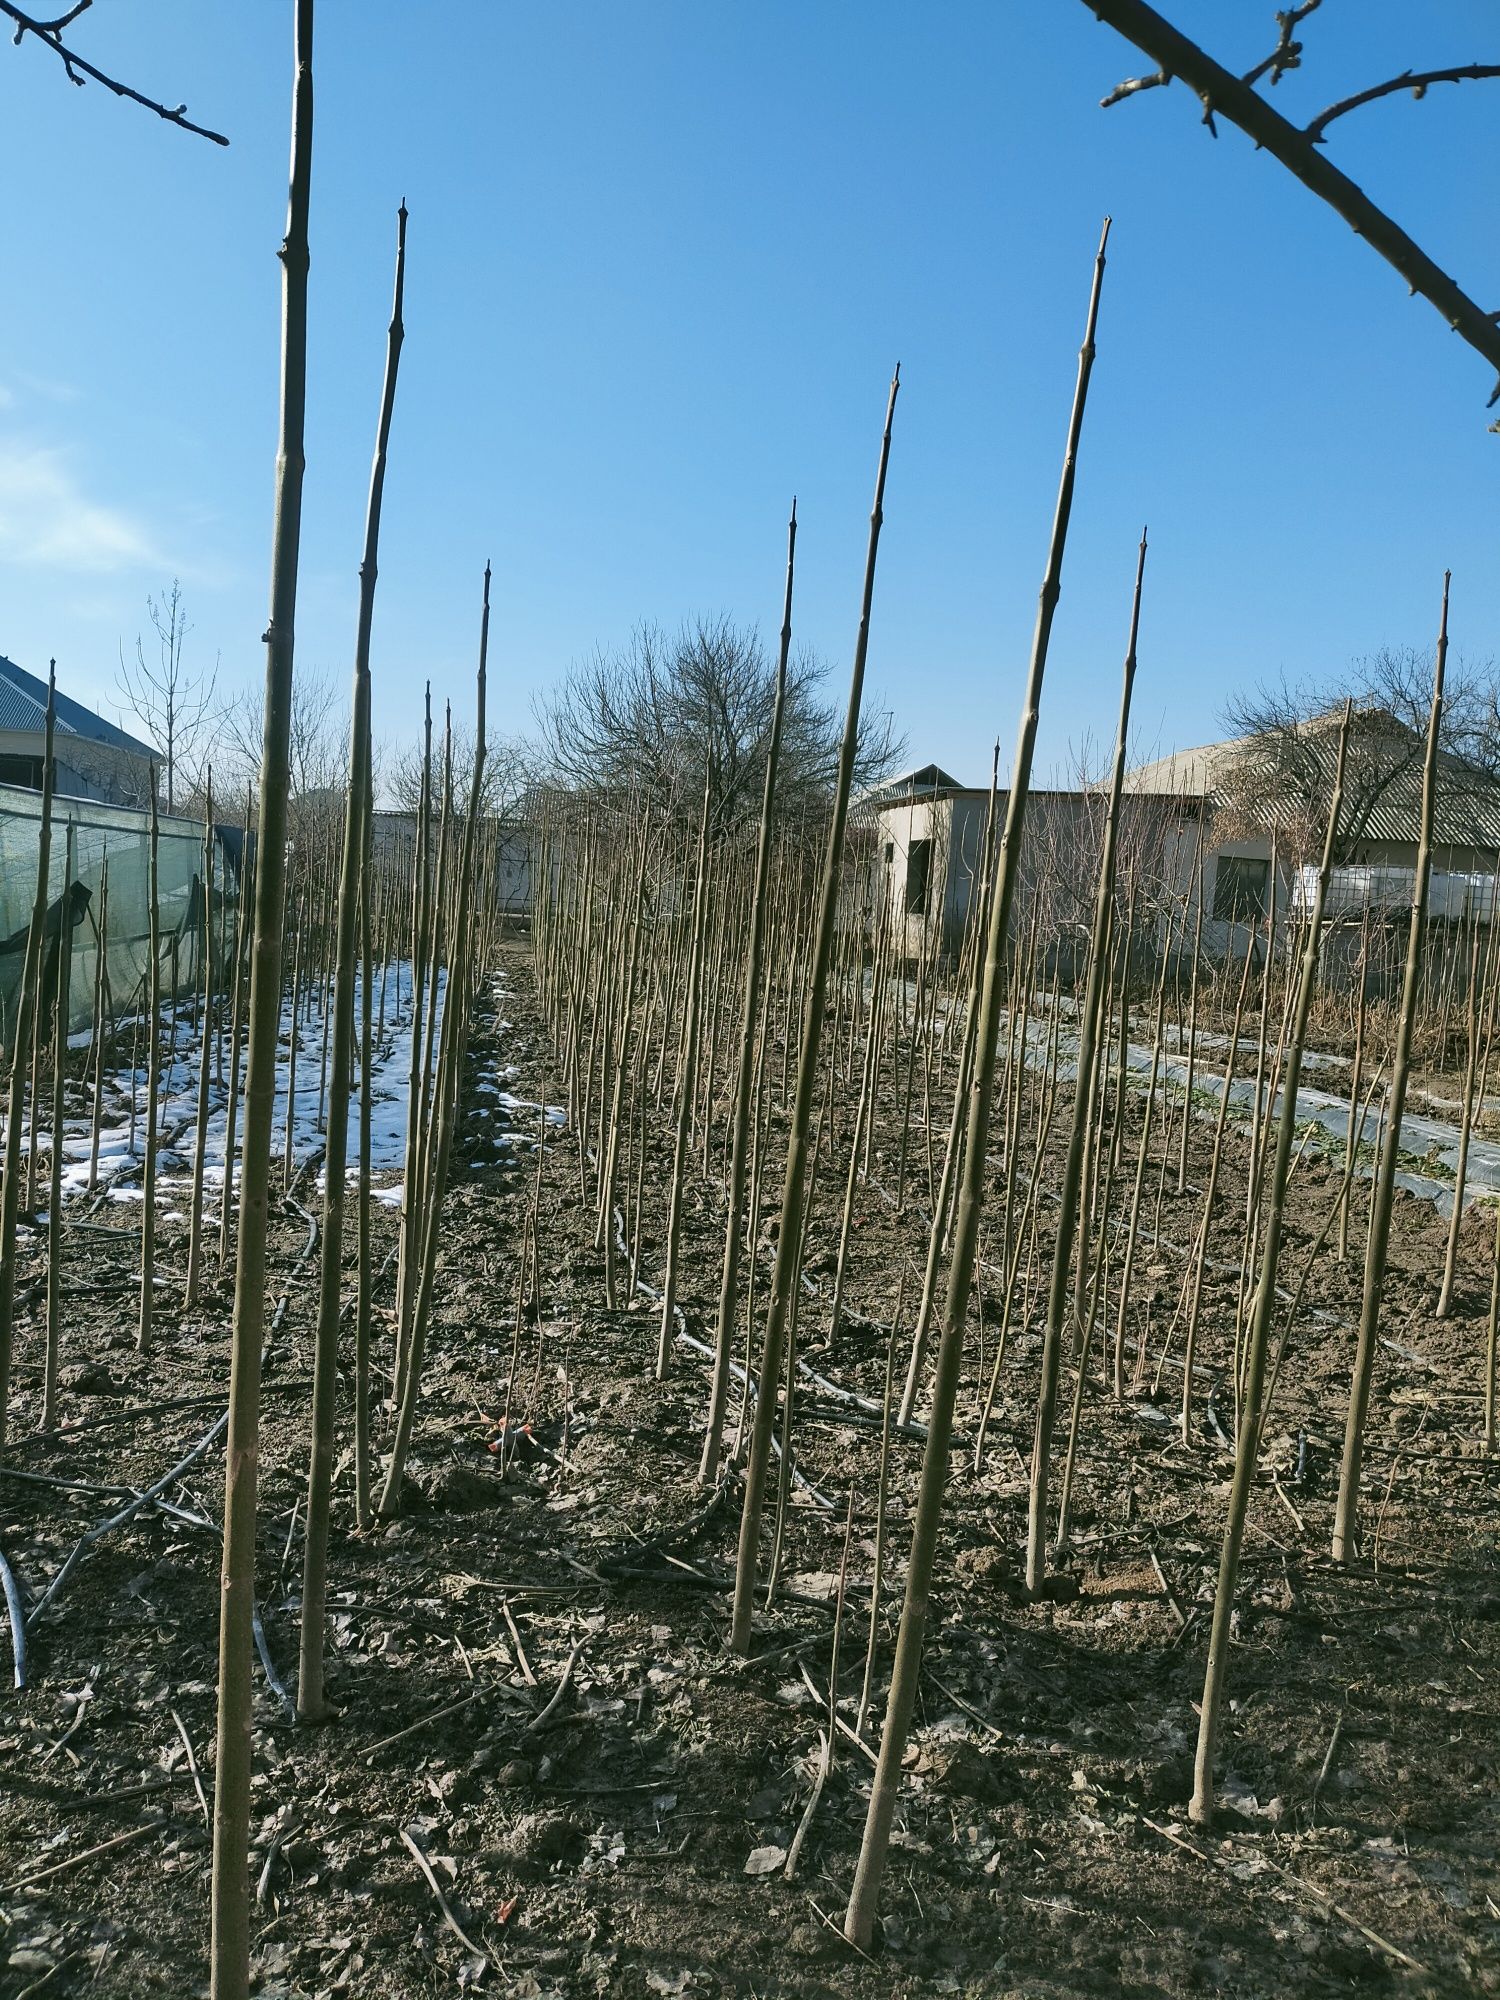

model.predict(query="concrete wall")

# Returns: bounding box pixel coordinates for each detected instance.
[876,777,1500,992]
[875,789,1210,970]
[495,828,533,917]
[1194,829,1500,964]
[371,809,537,918]
[874,792,991,959]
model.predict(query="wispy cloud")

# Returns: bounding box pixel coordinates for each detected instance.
[6,371,80,406]
[0,440,163,573]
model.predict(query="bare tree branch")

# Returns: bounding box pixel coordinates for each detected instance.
[1306,62,1500,145]
[1241,1,1323,90]
[383,726,532,824]
[1101,0,1326,112]
[1086,0,1500,411]
[1,1,229,145]
[215,663,350,838]
[1099,65,1170,110]
[20,2,93,29]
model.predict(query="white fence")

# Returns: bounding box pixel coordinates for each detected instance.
[1293,864,1500,922]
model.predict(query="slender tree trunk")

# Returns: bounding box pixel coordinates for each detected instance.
[210,7,314,1991]
[42,823,76,1431]
[845,224,1110,1949]
[1436,923,1482,1317]
[186,776,216,1307]
[298,202,405,1721]
[1337,927,1369,1263]
[1026,527,1144,1593]
[699,504,795,1479]
[354,780,375,1528]
[656,761,715,1378]
[1113,922,1172,1395]
[137,790,162,1356]
[396,688,434,1338]
[1190,707,1350,1822]
[218,790,254,1273]
[87,859,110,1198]
[378,570,489,1514]
[1332,579,1448,1564]
[730,369,901,1653]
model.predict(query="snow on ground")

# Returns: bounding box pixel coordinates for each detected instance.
[1015,1002,1500,1219]
[12,960,447,1207]
[463,979,566,1174]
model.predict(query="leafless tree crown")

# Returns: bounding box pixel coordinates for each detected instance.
[213,662,348,840]
[535,616,903,834]
[1218,647,1500,859]
[116,580,218,817]
[383,725,533,824]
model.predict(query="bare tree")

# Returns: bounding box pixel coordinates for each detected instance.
[1083,0,1500,413]
[216,662,347,832]
[535,615,902,832]
[116,580,217,816]
[383,724,532,824]
[1218,647,1500,861]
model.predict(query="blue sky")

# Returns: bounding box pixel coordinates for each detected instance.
[1,1,1495,793]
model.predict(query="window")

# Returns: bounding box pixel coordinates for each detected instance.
[0,755,45,792]
[884,841,894,865]
[905,837,934,915]
[1213,855,1270,923]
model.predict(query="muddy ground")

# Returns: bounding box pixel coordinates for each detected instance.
[1,943,1498,1998]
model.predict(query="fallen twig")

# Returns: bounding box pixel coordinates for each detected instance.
[25,1410,229,1627]
[0,1538,27,1688]
[6,1815,167,1895]
[783,1730,830,1880]
[399,1824,489,1965]
[522,1636,587,1736]
[363,1688,481,1762]
[171,1707,209,1827]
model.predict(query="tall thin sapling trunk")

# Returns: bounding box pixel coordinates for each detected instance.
[210,6,314,1992]
[845,224,1110,1949]
[298,201,405,1721]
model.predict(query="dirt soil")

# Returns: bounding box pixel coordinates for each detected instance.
[2,943,1498,1998]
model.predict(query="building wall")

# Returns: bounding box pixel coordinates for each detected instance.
[495,828,533,917]
[875,793,991,958]
[370,809,537,917]
[880,765,1500,985]
[1194,829,1500,965]
[0,728,156,808]
[876,788,1204,970]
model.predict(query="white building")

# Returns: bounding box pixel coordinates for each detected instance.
[869,710,1500,973]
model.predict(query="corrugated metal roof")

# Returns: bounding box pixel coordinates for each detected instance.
[0,680,45,736]
[1124,737,1245,797]
[1126,712,1500,850]
[0,656,157,760]
[863,763,980,806]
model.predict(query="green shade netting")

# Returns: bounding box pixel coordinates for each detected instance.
[0,786,236,1051]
